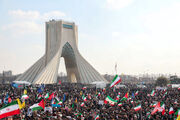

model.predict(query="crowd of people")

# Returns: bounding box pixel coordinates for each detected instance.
[0,83,179,120]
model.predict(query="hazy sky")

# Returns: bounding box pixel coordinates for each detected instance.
[0,0,180,75]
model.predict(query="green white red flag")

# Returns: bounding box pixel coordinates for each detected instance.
[104,96,117,106]
[169,107,174,115]
[44,93,49,99]
[82,95,87,102]
[110,75,121,88]
[134,104,141,111]
[118,103,123,107]
[80,102,85,107]
[151,102,161,115]
[151,90,155,96]
[0,100,20,119]
[95,115,100,119]
[21,94,29,100]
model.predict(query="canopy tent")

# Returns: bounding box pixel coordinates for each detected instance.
[13,81,31,85]
[90,81,109,88]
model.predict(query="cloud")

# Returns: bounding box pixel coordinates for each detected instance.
[2,21,42,35]
[105,0,134,10]
[2,10,67,36]
[42,11,66,20]
[9,10,40,21]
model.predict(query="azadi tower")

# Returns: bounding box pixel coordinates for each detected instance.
[15,20,107,84]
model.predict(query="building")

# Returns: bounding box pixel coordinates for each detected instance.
[15,20,107,84]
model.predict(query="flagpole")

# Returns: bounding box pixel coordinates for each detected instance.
[115,62,117,75]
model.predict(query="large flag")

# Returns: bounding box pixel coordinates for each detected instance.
[0,100,20,119]
[48,93,54,100]
[104,96,117,105]
[121,93,129,101]
[110,75,121,88]
[151,102,161,115]
[30,99,45,111]
[134,104,141,111]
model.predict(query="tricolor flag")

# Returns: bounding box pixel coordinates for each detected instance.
[82,87,87,90]
[118,92,121,95]
[29,99,45,112]
[169,107,174,115]
[151,102,161,115]
[118,103,123,107]
[178,87,180,90]
[151,90,155,96]
[0,100,20,119]
[135,91,139,96]
[150,102,157,107]
[82,95,87,102]
[160,102,165,115]
[110,75,121,88]
[121,93,128,101]
[80,102,85,107]
[134,104,141,111]
[88,94,91,99]
[48,93,54,100]
[21,94,29,100]
[104,96,117,106]
[95,115,100,119]
[98,92,101,97]
[116,95,120,100]
[44,93,49,99]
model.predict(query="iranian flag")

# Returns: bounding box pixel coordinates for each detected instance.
[160,102,165,115]
[82,95,87,102]
[150,102,157,107]
[118,103,123,107]
[134,104,141,111]
[29,99,45,111]
[82,87,87,90]
[95,115,100,119]
[169,107,174,115]
[104,96,117,105]
[44,93,49,99]
[21,94,29,100]
[150,90,155,96]
[178,87,180,90]
[0,100,20,119]
[151,102,161,115]
[116,95,120,100]
[135,91,139,96]
[121,93,128,101]
[80,102,85,107]
[110,75,121,88]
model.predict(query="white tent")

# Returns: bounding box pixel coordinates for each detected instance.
[13,81,31,85]
[90,81,108,88]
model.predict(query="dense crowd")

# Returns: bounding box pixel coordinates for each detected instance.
[0,83,179,120]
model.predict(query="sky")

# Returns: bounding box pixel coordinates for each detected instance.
[0,0,180,76]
